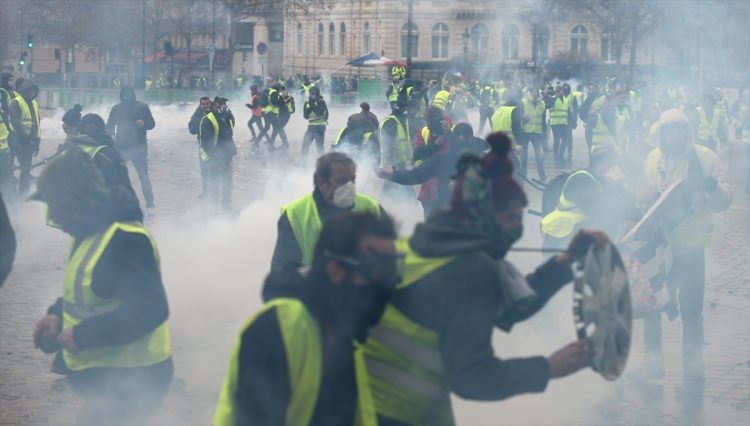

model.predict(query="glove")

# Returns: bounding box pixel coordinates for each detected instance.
[703,176,718,193]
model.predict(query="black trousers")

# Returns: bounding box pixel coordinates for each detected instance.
[118,144,155,208]
[643,249,706,381]
[478,106,494,135]
[518,132,547,181]
[551,124,572,163]
[301,125,326,161]
[247,115,264,142]
[272,113,290,147]
[206,153,233,211]
[12,141,34,194]
[262,112,279,146]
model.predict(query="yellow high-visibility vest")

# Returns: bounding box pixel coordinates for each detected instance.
[62,221,171,371]
[281,193,381,266]
[522,99,545,134]
[549,96,570,126]
[9,95,41,138]
[214,298,377,426]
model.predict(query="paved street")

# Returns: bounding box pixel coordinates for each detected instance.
[1,106,748,425]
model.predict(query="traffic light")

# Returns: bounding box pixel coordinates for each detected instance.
[19,52,27,66]
[27,33,33,49]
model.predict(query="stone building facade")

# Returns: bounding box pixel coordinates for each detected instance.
[280,0,670,79]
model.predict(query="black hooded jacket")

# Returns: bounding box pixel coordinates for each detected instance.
[46,188,168,353]
[388,211,573,403]
[231,270,362,426]
[106,87,155,148]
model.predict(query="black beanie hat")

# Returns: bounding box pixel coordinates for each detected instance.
[62,104,83,127]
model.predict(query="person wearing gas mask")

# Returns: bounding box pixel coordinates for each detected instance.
[361,131,606,426]
[106,86,156,213]
[270,152,383,272]
[633,109,732,393]
[7,79,41,195]
[216,212,400,426]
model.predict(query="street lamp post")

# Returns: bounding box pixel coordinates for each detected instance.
[462,29,470,78]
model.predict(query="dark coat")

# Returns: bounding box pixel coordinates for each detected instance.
[389,211,573,401]
[106,89,155,149]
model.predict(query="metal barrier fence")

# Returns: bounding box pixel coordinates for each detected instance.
[38,82,389,110]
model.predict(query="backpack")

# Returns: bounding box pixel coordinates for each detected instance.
[541,172,573,217]
[259,89,270,107]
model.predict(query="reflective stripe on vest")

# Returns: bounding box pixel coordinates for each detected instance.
[213,298,377,426]
[643,146,715,249]
[522,99,545,134]
[76,144,106,158]
[62,221,171,371]
[263,89,280,115]
[381,115,412,166]
[590,113,618,156]
[281,193,381,266]
[333,127,346,146]
[431,90,450,110]
[199,113,219,161]
[697,107,719,143]
[363,239,458,425]
[549,96,570,126]
[10,96,41,137]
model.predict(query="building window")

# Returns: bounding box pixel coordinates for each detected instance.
[329,22,335,56]
[431,22,449,58]
[318,23,324,55]
[269,23,284,42]
[363,22,371,52]
[340,23,347,57]
[601,29,615,63]
[570,24,588,55]
[532,24,549,61]
[296,23,303,55]
[501,24,519,60]
[400,22,419,58]
[470,23,489,57]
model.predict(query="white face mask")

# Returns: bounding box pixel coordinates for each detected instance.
[333,181,356,208]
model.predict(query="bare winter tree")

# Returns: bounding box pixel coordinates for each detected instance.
[546,0,660,78]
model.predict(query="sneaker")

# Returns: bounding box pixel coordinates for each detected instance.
[146,206,156,217]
